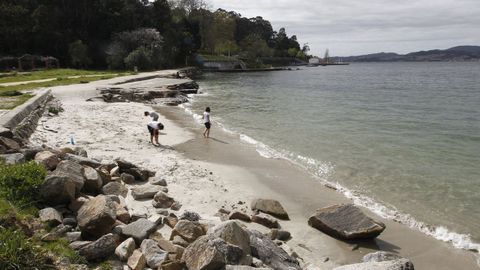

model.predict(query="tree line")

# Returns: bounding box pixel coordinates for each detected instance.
[0,0,310,70]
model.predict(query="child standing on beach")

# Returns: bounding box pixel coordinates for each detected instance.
[203,107,211,138]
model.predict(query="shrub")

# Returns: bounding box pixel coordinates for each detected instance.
[0,90,22,97]
[0,228,50,269]
[0,162,47,207]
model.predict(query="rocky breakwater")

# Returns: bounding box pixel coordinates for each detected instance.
[98,79,199,106]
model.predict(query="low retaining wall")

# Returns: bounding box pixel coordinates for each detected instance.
[0,89,52,140]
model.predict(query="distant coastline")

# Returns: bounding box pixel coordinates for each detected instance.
[336,45,480,62]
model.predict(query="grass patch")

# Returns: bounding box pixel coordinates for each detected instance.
[0,69,116,84]
[0,162,47,208]
[42,239,87,265]
[0,227,53,270]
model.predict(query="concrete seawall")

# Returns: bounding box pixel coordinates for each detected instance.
[0,89,52,140]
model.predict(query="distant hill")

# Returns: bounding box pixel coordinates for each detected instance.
[337,46,480,62]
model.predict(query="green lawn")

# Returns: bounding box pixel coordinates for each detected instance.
[0,69,129,110]
[0,68,118,84]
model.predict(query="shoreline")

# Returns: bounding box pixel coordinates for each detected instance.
[157,104,480,269]
[30,70,480,269]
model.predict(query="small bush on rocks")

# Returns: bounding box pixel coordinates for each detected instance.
[0,161,47,207]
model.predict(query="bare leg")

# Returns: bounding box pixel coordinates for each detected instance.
[154,131,159,145]
[206,128,210,138]
[150,134,154,144]
[203,128,207,137]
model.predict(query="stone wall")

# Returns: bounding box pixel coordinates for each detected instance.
[0,89,52,141]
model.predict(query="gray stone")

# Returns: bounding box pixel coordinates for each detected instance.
[152,191,174,208]
[0,136,20,151]
[170,201,182,211]
[41,175,76,205]
[308,204,386,240]
[51,160,85,194]
[115,158,137,171]
[269,229,291,241]
[41,224,72,241]
[121,218,157,244]
[77,195,117,239]
[73,147,88,157]
[251,199,289,220]
[110,166,120,177]
[34,151,59,170]
[127,249,146,270]
[170,220,205,243]
[140,239,167,268]
[182,236,243,270]
[69,196,90,213]
[115,237,136,261]
[179,211,201,222]
[64,153,101,168]
[149,176,167,186]
[78,233,120,261]
[131,184,167,200]
[209,220,252,265]
[229,211,251,222]
[225,266,271,270]
[102,181,128,197]
[251,213,280,228]
[249,230,301,270]
[125,168,148,181]
[66,231,82,242]
[39,207,63,226]
[0,153,25,164]
[172,235,189,247]
[120,173,135,184]
[83,166,103,193]
[70,241,91,250]
[363,251,404,263]
[333,258,415,270]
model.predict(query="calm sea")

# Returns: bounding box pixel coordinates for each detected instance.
[185,62,480,251]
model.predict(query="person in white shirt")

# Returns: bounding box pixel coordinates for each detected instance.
[202,107,211,138]
[147,121,163,146]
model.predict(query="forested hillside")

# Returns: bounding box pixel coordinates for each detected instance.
[0,0,309,70]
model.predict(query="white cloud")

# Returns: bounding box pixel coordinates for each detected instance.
[208,0,480,55]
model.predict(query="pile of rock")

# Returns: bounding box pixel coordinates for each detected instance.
[98,80,198,106]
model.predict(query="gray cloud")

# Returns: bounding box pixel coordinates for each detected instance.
[209,0,480,55]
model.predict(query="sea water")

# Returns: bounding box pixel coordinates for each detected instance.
[186,62,480,251]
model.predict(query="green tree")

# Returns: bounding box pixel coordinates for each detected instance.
[69,40,91,68]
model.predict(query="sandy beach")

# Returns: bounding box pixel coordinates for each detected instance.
[29,70,480,269]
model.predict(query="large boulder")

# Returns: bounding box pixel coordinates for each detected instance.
[0,153,25,164]
[77,195,117,239]
[39,207,63,226]
[182,235,243,270]
[209,221,252,265]
[115,158,137,171]
[308,204,386,240]
[51,160,85,194]
[251,199,289,220]
[34,151,59,170]
[102,181,128,197]
[83,166,103,193]
[152,191,175,208]
[140,239,168,268]
[64,153,101,168]
[170,220,205,243]
[131,184,168,200]
[115,237,136,261]
[333,258,415,270]
[121,218,157,244]
[78,233,120,261]
[41,175,76,205]
[249,230,301,270]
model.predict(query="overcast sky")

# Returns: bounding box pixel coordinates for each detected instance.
[208,0,480,56]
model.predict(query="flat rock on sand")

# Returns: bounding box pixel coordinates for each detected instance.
[308,204,385,240]
[333,258,415,270]
[251,199,289,220]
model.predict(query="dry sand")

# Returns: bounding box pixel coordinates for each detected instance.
[30,70,480,269]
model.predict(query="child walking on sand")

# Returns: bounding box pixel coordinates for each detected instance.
[203,107,211,138]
